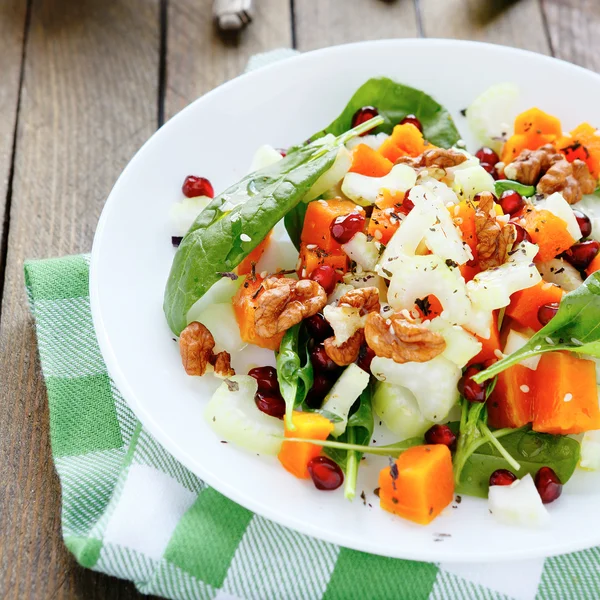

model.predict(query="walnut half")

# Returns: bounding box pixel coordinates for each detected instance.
[179,321,235,377]
[324,330,365,366]
[475,192,516,270]
[364,311,446,364]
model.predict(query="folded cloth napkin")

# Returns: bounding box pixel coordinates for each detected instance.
[24,51,600,600]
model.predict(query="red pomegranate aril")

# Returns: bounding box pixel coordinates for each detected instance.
[309,265,337,295]
[330,212,366,244]
[400,114,423,132]
[277,148,287,158]
[537,302,560,327]
[400,190,415,214]
[489,469,517,487]
[475,147,500,166]
[310,343,339,373]
[563,239,600,271]
[480,162,498,179]
[307,456,344,490]
[458,365,487,403]
[182,175,214,198]
[248,366,280,395]
[305,373,335,409]
[351,106,379,135]
[304,313,333,342]
[255,392,286,419]
[512,223,532,245]
[573,209,592,239]
[356,344,376,372]
[535,466,563,504]
[499,190,524,216]
[424,424,456,449]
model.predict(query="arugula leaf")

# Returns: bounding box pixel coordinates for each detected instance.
[313,77,461,148]
[494,179,536,198]
[276,323,313,429]
[325,383,374,500]
[474,271,600,383]
[456,428,580,498]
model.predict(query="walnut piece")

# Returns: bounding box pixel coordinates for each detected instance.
[324,329,365,366]
[475,192,516,270]
[397,148,468,170]
[503,144,562,185]
[211,351,235,378]
[179,321,236,377]
[254,277,327,338]
[537,158,597,204]
[338,287,381,314]
[364,311,446,364]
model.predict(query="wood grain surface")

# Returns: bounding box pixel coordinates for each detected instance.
[0,0,598,598]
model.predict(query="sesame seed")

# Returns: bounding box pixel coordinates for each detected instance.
[571,338,584,346]
[494,349,506,359]
[301,269,307,278]
[240,233,251,242]
[545,337,555,345]
[541,282,554,291]
[306,244,317,250]
[260,271,268,279]
[453,205,460,216]
[564,393,573,402]
[385,318,391,326]
[534,345,542,351]
[520,385,530,393]
[374,230,383,240]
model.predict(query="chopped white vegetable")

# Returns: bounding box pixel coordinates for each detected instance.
[574,194,600,243]
[321,364,370,437]
[343,271,388,300]
[342,232,381,271]
[503,329,541,371]
[537,258,583,292]
[580,429,600,471]
[305,146,352,202]
[372,382,433,440]
[248,144,283,172]
[452,165,497,200]
[370,355,461,422]
[345,132,389,152]
[323,304,364,346]
[341,164,417,206]
[428,318,482,368]
[328,283,355,304]
[170,196,212,236]
[191,302,246,354]
[187,276,242,324]
[536,192,582,240]
[488,474,550,527]
[204,375,283,455]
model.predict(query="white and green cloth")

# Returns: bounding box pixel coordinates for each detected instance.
[23,50,600,600]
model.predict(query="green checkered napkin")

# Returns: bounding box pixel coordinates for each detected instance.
[24,50,600,600]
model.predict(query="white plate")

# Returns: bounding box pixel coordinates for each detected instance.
[90,39,600,562]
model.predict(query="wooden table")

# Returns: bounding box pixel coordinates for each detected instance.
[0,0,598,597]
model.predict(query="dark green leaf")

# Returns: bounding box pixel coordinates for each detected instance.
[494,179,536,198]
[284,200,309,252]
[474,272,600,382]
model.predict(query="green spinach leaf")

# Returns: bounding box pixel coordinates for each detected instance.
[474,272,600,383]
[276,323,313,429]
[494,179,536,198]
[284,200,309,252]
[313,77,461,148]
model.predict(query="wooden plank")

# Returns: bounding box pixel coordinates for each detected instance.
[165,0,292,120]
[294,0,418,51]
[0,0,160,598]
[542,0,600,70]
[0,0,28,282]
[419,0,550,54]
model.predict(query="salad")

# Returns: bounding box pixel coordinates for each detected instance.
[164,78,600,527]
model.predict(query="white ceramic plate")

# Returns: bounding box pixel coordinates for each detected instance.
[90,39,600,562]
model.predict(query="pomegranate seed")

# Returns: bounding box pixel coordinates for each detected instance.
[499,190,524,216]
[255,392,286,419]
[535,466,563,504]
[309,265,337,295]
[424,424,456,449]
[489,469,517,487]
[330,212,366,244]
[400,114,423,132]
[480,162,498,179]
[458,365,487,403]
[537,302,560,327]
[307,456,344,490]
[277,148,287,158]
[573,209,592,239]
[475,147,500,166]
[182,175,214,198]
[512,223,532,245]
[351,106,379,136]
[310,343,339,373]
[356,344,376,372]
[400,190,415,214]
[304,313,333,342]
[305,373,335,409]
[248,366,280,395]
[563,239,600,271]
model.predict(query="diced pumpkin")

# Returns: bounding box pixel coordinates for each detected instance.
[468,311,501,366]
[450,201,477,257]
[586,253,600,277]
[414,295,444,320]
[278,411,334,478]
[558,122,600,179]
[301,199,361,252]
[522,207,576,262]
[460,263,480,282]
[532,352,600,435]
[375,188,406,209]
[506,280,564,332]
[514,108,562,138]
[488,364,534,429]
[237,230,273,275]
[232,275,284,350]
[368,206,401,245]
[378,445,454,525]
[378,123,426,162]
[349,143,393,177]
[298,242,349,277]
[502,132,558,165]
